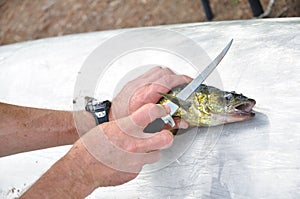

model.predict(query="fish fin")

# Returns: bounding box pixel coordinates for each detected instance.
[159,92,191,110]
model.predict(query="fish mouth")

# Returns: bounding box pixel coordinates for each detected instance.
[216,99,256,124]
[210,99,256,125]
[231,99,256,118]
[206,98,256,126]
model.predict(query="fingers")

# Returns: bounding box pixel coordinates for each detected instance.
[81,124,163,174]
[154,74,192,89]
[127,104,175,152]
[79,104,175,175]
[165,117,189,130]
[129,103,170,128]
[142,74,192,102]
[120,102,189,139]
[111,66,193,120]
[127,67,192,95]
[125,67,175,90]
[136,130,174,153]
[141,67,192,88]
[114,103,175,152]
[136,66,175,82]
[116,103,169,137]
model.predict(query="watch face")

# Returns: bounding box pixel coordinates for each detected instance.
[95,111,106,118]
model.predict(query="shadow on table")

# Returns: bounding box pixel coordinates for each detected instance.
[145,111,270,198]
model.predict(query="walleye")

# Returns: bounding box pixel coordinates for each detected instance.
[158,84,256,126]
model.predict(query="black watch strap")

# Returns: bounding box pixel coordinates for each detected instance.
[85,98,111,125]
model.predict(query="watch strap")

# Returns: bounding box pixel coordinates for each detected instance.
[85,99,111,125]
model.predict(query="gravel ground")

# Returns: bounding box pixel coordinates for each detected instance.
[0,0,299,45]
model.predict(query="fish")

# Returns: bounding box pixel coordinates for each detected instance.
[158,84,256,126]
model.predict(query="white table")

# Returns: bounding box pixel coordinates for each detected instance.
[0,18,299,198]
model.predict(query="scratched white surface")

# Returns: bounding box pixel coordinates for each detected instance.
[0,18,300,198]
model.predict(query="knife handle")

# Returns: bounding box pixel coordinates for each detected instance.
[143,118,166,133]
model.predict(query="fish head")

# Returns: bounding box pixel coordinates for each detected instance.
[204,88,256,126]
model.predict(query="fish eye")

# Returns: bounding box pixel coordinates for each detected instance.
[224,93,233,100]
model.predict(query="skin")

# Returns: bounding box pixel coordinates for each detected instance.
[0,105,94,157]
[0,67,192,198]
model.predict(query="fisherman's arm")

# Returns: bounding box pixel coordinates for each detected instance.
[20,104,174,198]
[0,102,95,157]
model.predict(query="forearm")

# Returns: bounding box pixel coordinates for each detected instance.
[0,102,95,157]
[20,141,97,199]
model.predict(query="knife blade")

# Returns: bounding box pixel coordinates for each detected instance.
[144,39,233,133]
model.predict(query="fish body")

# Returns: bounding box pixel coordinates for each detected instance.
[158,84,256,126]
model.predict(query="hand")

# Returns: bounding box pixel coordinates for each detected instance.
[110,66,192,128]
[69,103,174,188]
[20,103,174,198]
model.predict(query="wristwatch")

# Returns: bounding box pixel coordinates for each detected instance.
[85,98,111,125]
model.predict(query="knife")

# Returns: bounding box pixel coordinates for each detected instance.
[144,39,233,133]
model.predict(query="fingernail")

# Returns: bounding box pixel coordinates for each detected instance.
[164,132,174,145]
[162,132,173,149]
[180,121,189,129]
[177,120,189,129]
[165,131,173,140]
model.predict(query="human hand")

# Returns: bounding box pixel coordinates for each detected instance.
[20,103,175,198]
[69,103,174,188]
[110,66,192,129]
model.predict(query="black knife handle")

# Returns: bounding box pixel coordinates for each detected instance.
[143,118,166,133]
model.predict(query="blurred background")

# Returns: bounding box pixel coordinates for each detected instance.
[0,0,299,46]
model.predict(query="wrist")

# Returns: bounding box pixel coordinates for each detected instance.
[72,110,96,137]
[65,140,99,195]
[108,108,114,121]
[20,139,98,198]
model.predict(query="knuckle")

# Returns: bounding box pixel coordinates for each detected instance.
[125,141,138,153]
[154,66,163,70]
[158,75,174,89]
[161,74,172,83]
[163,67,175,75]
[149,104,165,115]
[180,75,192,83]
[145,103,157,111]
